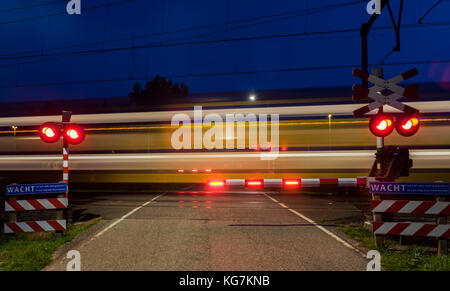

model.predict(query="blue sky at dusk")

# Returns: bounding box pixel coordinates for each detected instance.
[0,0,449,102]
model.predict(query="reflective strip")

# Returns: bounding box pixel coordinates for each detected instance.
[338,178,356,187]
[373,222,397,235]
[63,148,69,155]
[398,201,422,214]
[57,198,68,208]
[37,221,53,231]
[56,220,67,229]
[225,179,245,186]
[264,179,282,187]
[301,179,320,187]
[372,200,396,213]
[3,224,13,234]
[19,223,34,233]
[5,203,14,212]
[400,223,424,236]
[63,160,69,167]
[427,225,450,237]
[17,200,34,211]
[63,173,69,180]
[425,202,449,215]
[37,199,55,209]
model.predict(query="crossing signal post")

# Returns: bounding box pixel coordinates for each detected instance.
[352,67,420,181]
[38,111,86,236]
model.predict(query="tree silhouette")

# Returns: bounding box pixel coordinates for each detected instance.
[128,76,189,108]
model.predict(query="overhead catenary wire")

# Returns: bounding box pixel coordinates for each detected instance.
[1,58,449,89]
[0,0,364,59]
[1,19,450,63]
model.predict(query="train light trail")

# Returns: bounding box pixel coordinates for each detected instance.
[369,113,395,137]
[38,123,61,143]
[396,115,420,137]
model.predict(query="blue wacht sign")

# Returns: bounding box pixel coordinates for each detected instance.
[6,183,68,196]
[369,182,449,195]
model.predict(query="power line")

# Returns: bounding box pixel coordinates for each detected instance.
[0,0,364,59]
[0,0,135,25]
[156,1,364,46]
[1,19,449,62]
[1,59,448,89]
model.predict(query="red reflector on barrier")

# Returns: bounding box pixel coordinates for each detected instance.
[191,169,198,173]
[245,179,264,188]
[205,169,212,173]
[178,169,185,173]
[283,179,301,188]
[208,180,225,188]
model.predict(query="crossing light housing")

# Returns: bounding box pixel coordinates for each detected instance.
[395,115,420,137]
[369,113,395,137]
[39,123,61,143]
[64,124,85,145]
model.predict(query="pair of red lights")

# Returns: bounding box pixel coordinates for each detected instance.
[39,122,85,145]
[369,113,420,137]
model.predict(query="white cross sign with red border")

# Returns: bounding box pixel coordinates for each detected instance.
[352,68,420,117]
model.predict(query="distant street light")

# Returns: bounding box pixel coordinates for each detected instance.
[249,94,256,101]
[11,126,17,136]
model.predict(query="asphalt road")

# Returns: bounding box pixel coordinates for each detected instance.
[45,190,371,271]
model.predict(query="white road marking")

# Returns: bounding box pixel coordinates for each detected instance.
[264,193,365,257]
[92,194,163,240]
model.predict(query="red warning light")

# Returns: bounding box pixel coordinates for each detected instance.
[64,124,85,145]
[396,115,420,137]
[369,113,395,137]
[39,123,61,143]
[245,179,264,188]
[208,180,225,188]
[283,179,301,188]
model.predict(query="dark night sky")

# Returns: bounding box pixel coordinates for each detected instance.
[0,0,449,102]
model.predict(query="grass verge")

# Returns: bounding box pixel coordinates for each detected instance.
[341,225,450,271]
[0,218,100,271]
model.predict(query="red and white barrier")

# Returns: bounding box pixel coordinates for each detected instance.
[208,178,367,188]
[373,222,450,238]
[4,220,67,234]
[5,198,68,212]
[63,147,69,199]
[372,200,450,215]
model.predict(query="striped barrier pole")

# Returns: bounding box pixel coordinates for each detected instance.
[58,111,71,237]
[63,145,69,198]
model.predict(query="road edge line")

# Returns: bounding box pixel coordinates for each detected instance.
[91,193,164,240]
[264,193,365,257]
